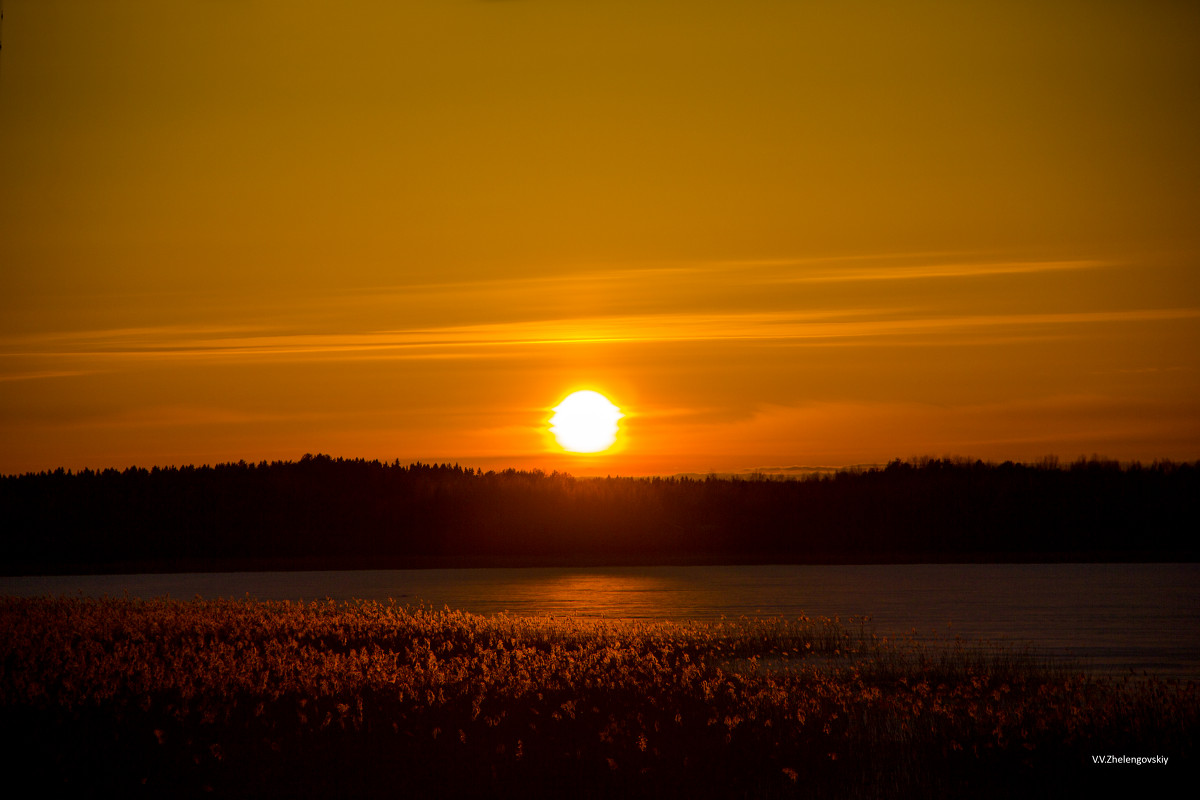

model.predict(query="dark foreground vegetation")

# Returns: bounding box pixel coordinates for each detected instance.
[0,597,1192,799]
[3,456,1198,574]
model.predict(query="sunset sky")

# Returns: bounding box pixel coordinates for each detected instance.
[2,0,1199,476]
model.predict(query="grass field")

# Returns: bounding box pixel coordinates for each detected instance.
[0,596,1193,798]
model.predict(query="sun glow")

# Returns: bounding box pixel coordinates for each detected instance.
[549,390,624,453]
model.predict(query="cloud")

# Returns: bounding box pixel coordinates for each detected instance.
[766,259,1109,283]
[70,405,326,431]
[425,254,1106,289]
[0,369,99,382]
[4,307,1196,372]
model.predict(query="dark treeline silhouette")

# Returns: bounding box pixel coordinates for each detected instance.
[2,455,1197,574]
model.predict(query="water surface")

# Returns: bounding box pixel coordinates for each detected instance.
[3,563,1197,679]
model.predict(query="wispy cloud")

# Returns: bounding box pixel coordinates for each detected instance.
[1,254,1186,385]
[4,307,1196,371]
[0,369,99,382]
[0,253,1119,357]
[51,405,329,431]
[377,254,1111,296]
[0,324,269,351]
[766,259,1108,283]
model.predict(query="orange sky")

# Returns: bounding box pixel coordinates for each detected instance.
[2,0,1199,476]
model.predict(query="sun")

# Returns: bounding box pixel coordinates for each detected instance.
[549,390,624,453]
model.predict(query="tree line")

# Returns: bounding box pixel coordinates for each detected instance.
[2,455,1196,574]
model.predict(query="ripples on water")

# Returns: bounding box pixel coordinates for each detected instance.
[3,563,1197,680]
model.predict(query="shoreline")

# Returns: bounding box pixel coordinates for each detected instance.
[3,550,1192,578]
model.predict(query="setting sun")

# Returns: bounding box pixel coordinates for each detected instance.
[549,391,624,453]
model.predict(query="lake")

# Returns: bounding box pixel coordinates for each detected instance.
[3,563,1198,680]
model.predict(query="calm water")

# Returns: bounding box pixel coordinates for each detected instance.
[3,563,1198,680]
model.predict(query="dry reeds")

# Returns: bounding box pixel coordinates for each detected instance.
[0,597,1192,798]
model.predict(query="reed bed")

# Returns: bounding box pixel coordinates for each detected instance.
[0,596,1192,798]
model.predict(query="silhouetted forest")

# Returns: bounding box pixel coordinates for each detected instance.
[2,455,1197,575]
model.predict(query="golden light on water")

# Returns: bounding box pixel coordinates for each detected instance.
[549,391,624,454]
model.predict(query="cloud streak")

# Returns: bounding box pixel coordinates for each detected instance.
[4,307,1196,372]
[763,259,1109,283]
[348,255,1111,300]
